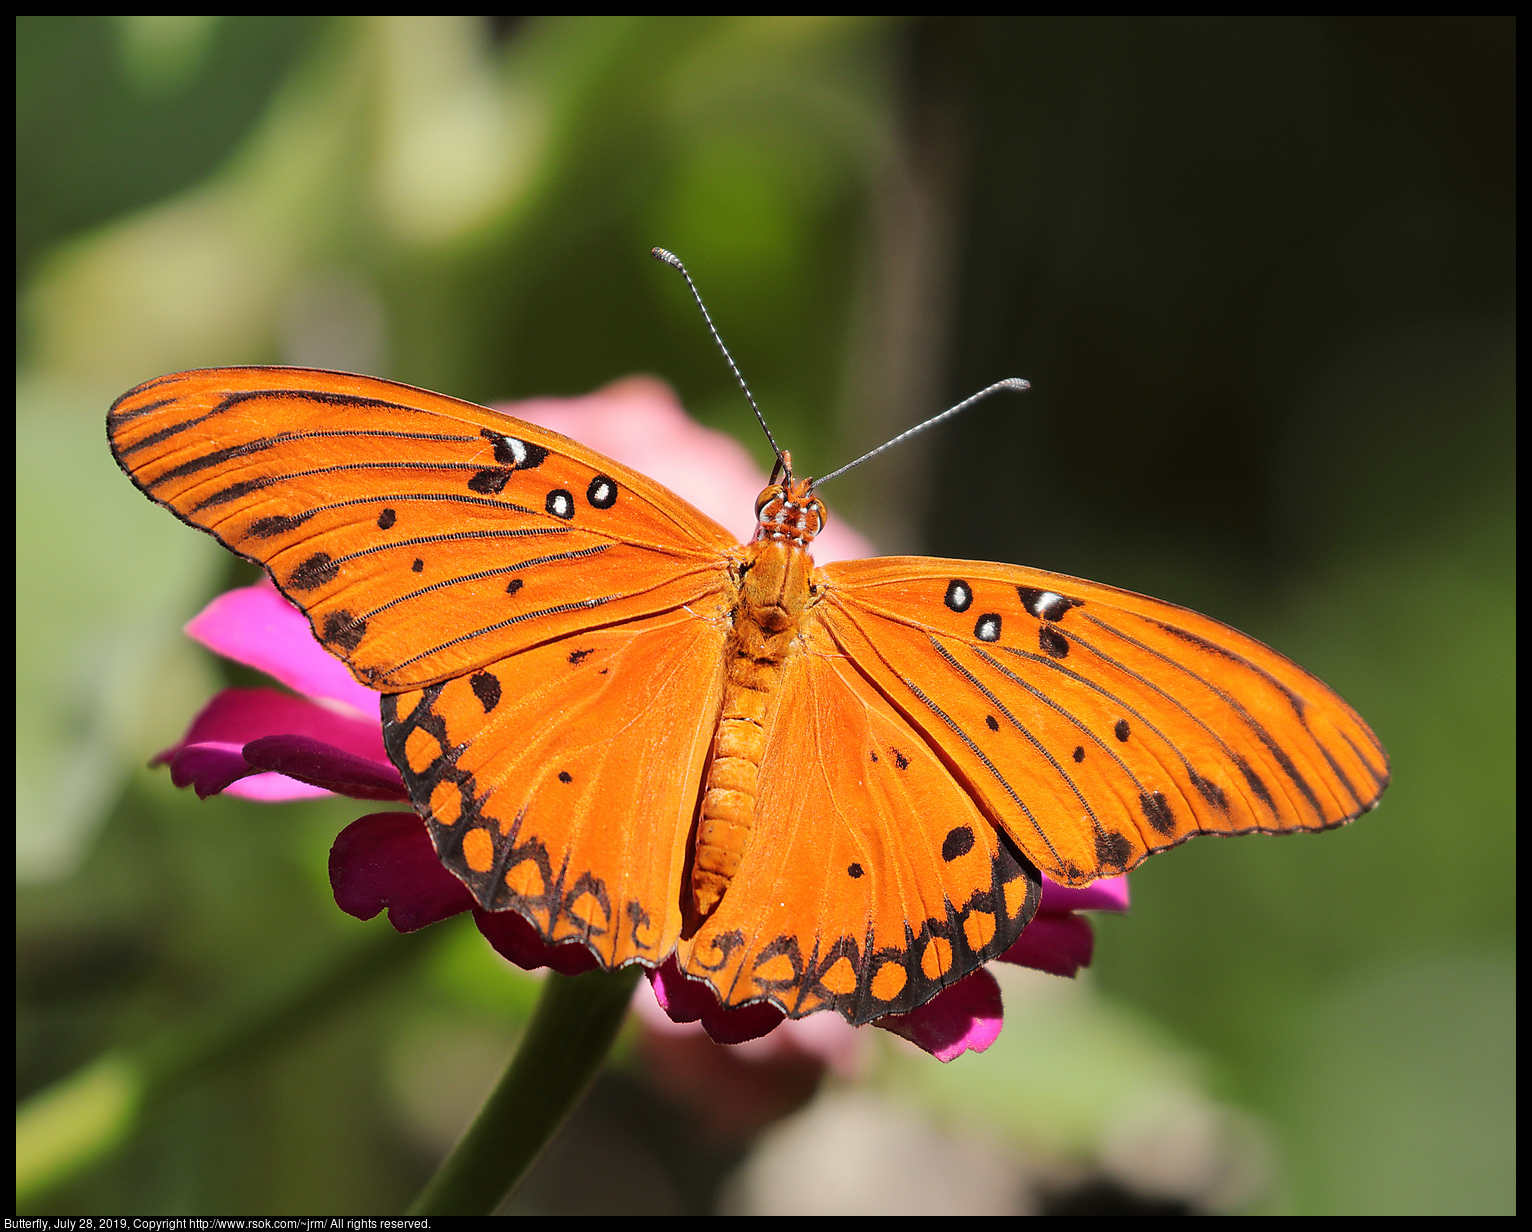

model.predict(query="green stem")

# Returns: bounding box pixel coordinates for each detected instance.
[407,964,643,1215]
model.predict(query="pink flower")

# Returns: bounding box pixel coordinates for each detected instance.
[156,376,1128,1063]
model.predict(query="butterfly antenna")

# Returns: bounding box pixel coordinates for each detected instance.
[652,248,784,467]
[810,378,1031,490]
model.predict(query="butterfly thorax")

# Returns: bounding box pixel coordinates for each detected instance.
[691,482,823,920]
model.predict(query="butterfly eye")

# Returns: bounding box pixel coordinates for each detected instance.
[754,486,780,519]
[810,499,827,532]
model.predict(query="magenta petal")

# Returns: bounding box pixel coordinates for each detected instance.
[999,911,1095,977]
[1040,873,1130,914]
[875,968,1004,1062]
[154,688,394,801]
[156,739,334,803]
[169,687,388,761]
[648,957,786,1046]
[473,909,600,977]
[158,741,260,798]
[695,998,788,1047]
[329,811,475,932]
[186,581,379,714]
[243,735,406,800]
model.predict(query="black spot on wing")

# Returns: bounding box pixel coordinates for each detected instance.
[568,648,595,666]
[322,610,366,652]
[847,862,864,879]
[470,672,501,713]
[1017,586,1081,621]
[586,475,617,509]
[481,428,547,469]
[195,475,276,510]
[411,558,424,573]
[558,770,573,784]
[1039,626,1069,658]
[941,826,975,861]
[248,512,311,539]
[944,579,972,612]
[506,578,523,595]
[1114,719,1131,742]
[1096,830,1134,868]
[1140,791,1176,836]
[1189,769,1229,811]
[289,552,338,590]
[974,613,1002,642]
[468,469,512,495]
[377,508,397,529]
[985,714,999,731]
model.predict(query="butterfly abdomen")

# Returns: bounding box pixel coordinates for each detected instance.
[692,538,815,917]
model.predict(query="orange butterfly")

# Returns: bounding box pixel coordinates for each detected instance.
[108,270,1387,1028]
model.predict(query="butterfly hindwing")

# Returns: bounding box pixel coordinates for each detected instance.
[678,615,1042,1023]
[384,600,731,968]
[108,367,738,690]
[819,557,1389,886]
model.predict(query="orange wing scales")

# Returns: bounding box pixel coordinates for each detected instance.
[680,840,1040,1024]
[820,557,1388,886]
[678,617,1043,1023]
[382,603,733,968]
[109,367,1388,1025]
[108,368,739,691]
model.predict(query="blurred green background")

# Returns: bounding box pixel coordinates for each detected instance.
[17,16,1513,1215]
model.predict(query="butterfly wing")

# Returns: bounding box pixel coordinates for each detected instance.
[384,599,730,966]
[111,366,747,967]
[677,613,1042,1023]
[818,557,1389,886]
[108,367,739,690]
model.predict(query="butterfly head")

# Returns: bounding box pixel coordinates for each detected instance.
[754,452,827,549]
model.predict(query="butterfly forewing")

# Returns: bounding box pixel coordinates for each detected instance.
[820,557,1389,886]
[108,368,739,690]
[678,616,1042,1022]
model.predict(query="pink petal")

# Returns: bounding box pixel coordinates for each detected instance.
[241,735,406,800]
[998,912,1095,978]
[165,687,387,759]
[153,687,392,800]
[649,957,786,1046]
[186,581,379,714]
[473,909,601,978]
[329,812,475,932]
[223,773,337,803]
[507,377,876,565]
[1040,873,1130,914]
[874,968,1004,1062]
